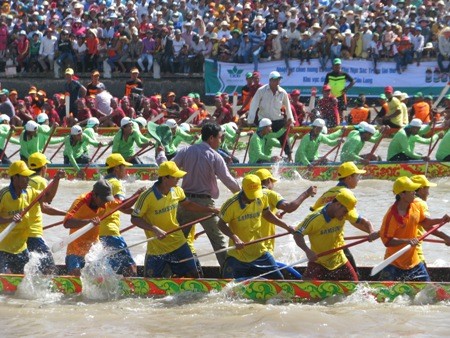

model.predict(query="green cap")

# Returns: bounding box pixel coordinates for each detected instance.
[187,93,196,98]
[246,72,253,79]
[0,89,9,96]
[445,94,450,100]
[194,93,200,99]
[425,95,433,100]
[414,91,423,98]
[379,93,387,100]
[333,58,342,65]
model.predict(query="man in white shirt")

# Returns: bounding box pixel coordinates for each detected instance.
[38,29,57,71]
[247,71,294,161]
[95,83,113,118]
[410,26,424,66]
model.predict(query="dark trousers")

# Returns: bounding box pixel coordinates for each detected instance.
[0,149,11,164]
[271,119,292,156]
[389,153,415,162]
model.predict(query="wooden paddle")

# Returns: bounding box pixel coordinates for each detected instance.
[280,124,291,157]
[49,142,65,161]
[239,237,370,283]
[230,131,242,158]
[242,136,251,163]
[425,123,440,176]
[332,130,346,162]
[41,125,57,154]
[107,214,215,257]
[0,178,58,243]
[43,220,64,230]
[82,145,103,176]
[0,128,14,162]
[178,231,292,263]
[51,193,141,253]
[93,143,112,163]
[309,142,341,167]
[370,220,448,276]
[8,148,20,159]
[127,144,155,162]
[366,128,387,162]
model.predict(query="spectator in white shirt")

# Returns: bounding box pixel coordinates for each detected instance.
[38,29,57,71]
[410,26,425,66]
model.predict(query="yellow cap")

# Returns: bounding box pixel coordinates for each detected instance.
[28,152,50,169]
[338,161,366,178]
[393,176,421,195]
[105,153,133,169]
[335,189,357,213]
[158,161,187,178]
[65,68,74,75]
[242,174,263,200]
[8,161,35,177]
[254,168,278,182]
[410,175,437,188]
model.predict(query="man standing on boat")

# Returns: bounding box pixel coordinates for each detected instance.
[27,153,66,274]
[295,118,345,165]
[218,174,294,279]
[294,190,362,281]
[387,118,440,162]
[378,177,450,281]
[247,71,294,162]
[131,161,219,278]
[157,123,240,269]
[324,58,355,123]
[310,162,379,274]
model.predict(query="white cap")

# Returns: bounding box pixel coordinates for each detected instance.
[87,117,100,128]
[393,90,403,97]
[259,118,272,128]
[228,122,238,131]
[269,71,282,80]
[37,113,49,123]
[312,118,325,128]
[322,126,328,134]
[134,117,147,128]
[361,123,376,134]
[0,114,10,122]
[165,119,177,129]
[25,120,39,132]
[179,122,191,132]
[120,117,133,127]
[409,118,423,128]
[71,125,83,135]
[401,92,409,100]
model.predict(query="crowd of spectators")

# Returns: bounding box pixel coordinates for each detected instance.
[0,0,449,77]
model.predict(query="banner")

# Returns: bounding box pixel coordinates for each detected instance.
[204,59,449,97]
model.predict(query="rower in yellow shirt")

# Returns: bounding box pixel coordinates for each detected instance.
[0,161,40,273]
[217,174,294,280]
[27,152,66,274]
[131,161,219,278]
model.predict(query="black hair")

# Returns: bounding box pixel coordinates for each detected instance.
[201,122,221,142]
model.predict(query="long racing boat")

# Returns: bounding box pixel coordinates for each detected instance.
[1,267,449,303]
[1,161,449,181]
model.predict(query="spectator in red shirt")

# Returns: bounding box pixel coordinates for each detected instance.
[318,84,340,128]
[179,96,195,123]
[213,95,232,124]
[289,89,306,126]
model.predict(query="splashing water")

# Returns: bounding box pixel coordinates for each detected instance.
[16,252,62,302]
[80,242,122,301]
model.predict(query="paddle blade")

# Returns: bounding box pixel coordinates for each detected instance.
[51,222,95,253]
[0,221,18,243]
[370,244,412,276]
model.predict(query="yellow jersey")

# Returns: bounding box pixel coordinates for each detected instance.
[131,184,187,255]
[219,192,269,263]
[311,185,360,224]
[260,188,284,254]
[99,176,125,237]
[296,206,347,270]
[0,185,39,254]
[28,175,48,238]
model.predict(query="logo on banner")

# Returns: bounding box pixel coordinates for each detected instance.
[227,66,245,79]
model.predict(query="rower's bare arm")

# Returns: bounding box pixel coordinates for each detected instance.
[352,217,379,241]
[421,214,450,230]
[262,209,295,233]
[130,215,166,239]
[40,203,67,216]
[279,186,317,213]
[64,217,100,229]
[293,233,316,261]
[217,218,244,249]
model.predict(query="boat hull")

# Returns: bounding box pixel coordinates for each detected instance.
[1,161,449,181]
[1,274,449,303]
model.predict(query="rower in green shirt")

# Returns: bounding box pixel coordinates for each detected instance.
[36,113,65,151]
[0,114,20,164]
[19,120,42,162]
[165,119,197,159]
[340,122,386,164]
[112,117,151,164]
[248,118,284,164]
[63,125,104,177]
[295,118,344,165]
[435,129,450,161]
[387,118,441,161]
[219,122,252,164]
